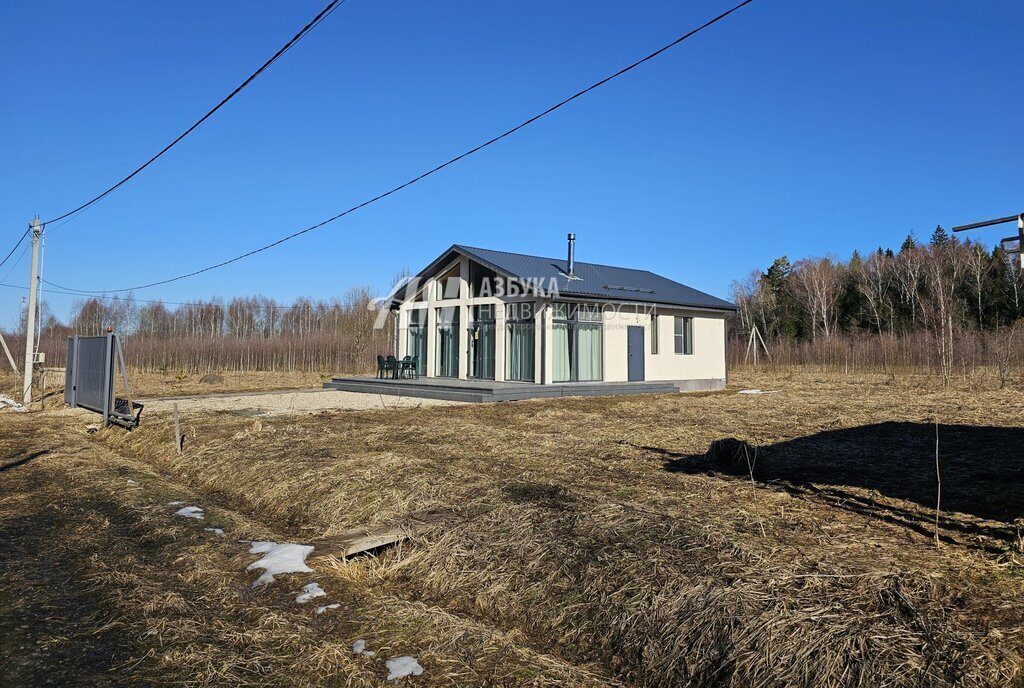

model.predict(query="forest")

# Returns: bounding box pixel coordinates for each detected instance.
[731,226,1024,383]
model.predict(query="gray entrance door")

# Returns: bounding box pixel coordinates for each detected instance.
[627,326,645,382]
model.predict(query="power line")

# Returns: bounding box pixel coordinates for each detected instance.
[43,0,347,229]
[62,0,757,294]
[1,281,338,310]
[0,226,30,273]
[0,236,31,284]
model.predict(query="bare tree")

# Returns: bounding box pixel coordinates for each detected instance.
[790,257,842,340]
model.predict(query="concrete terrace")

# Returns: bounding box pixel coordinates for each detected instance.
[323,376,710,403]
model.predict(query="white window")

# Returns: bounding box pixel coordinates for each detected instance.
[674,316,693,355]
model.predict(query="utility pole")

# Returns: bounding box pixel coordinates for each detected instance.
[22,217,41,405]
[952,212,1023,268]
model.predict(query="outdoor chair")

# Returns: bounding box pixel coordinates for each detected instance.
[399,355,419,379]
[377,355,398,379]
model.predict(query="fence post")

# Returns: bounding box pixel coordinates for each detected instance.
[173,402,183,455]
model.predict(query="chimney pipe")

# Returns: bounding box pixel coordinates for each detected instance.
[567,232,575,275]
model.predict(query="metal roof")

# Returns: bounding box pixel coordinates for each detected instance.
[441,244,736,311]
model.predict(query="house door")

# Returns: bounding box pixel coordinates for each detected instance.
[627,326,645,382]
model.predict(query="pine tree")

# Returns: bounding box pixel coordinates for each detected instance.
[930,225,950,246]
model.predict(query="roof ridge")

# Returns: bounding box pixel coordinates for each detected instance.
[455,244,650,272]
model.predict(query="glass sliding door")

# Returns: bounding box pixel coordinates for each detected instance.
[468,304,496,380]
[576,323,602,381]
[552,302,603,382]
[435,307,459,377]
[407,308,427,376]
[505,302,535,382]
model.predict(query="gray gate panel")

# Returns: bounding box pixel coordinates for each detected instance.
[64,337,75,406]
[74,336,113,414]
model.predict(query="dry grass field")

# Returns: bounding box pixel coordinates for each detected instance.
[2,370,1023,686]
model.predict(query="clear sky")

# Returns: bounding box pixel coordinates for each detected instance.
[1,0,1022,327]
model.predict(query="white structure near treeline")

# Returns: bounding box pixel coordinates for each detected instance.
[386,235,735,391]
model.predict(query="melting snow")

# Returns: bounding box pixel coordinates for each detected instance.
[737,389,777,395]
[167,500,185,506]
[204,527,224,536]
[295,582,326,603]
[245,541,314,587]
[126,479,137,485]
[0,395,28,412]
[386,656,423,681]
[316,603,340,615]
[352,639,376,657]
[174,506,205,519]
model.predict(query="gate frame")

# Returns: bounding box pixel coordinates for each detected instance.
[65,333,142,428]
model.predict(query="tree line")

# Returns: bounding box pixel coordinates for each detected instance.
[731,227,1024,383]
[14,287,393,374]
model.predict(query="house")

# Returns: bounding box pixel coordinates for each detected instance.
[378,234,736,395]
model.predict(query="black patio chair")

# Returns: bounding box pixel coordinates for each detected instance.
[377,355,398,379]
[385,355,400,379]
[399,355,418,379]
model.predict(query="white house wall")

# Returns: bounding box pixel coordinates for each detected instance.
[396,254,727,387]
[600,307,726,384]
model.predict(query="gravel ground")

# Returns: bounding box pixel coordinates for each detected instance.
[143,389,461,415]
[42,389,461,419]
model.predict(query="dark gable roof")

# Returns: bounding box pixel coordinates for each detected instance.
[451,245,736,311]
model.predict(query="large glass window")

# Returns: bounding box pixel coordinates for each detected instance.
[407,308,427,376]
[435,264,460,300]
[674,316,693,355]
[469,262,499,298]
[553,302,603,382]
[435,307,460,376]
[506,302,535,382]
[468,304,496,380]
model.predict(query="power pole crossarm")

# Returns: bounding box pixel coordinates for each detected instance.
[22,217,41,405]
[951,212,1023,269]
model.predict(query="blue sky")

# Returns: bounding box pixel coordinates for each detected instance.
[1,0,1022,327]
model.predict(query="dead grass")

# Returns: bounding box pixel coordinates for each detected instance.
[0,414,614,686]
[53,369,1020,687]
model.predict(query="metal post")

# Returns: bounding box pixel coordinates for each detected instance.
[22,217,41,405]
[102,332,113,428]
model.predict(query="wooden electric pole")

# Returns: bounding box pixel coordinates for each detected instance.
[22,217,41,405]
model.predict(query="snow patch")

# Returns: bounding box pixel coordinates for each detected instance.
[245,541,314,587]
[204,527,224,536]
[295,582,326,604]
[126,479,137,485]
[167,500,185,506]
[315,603,340,615]
[0,395,28,413]
[737,389,777,395]
[174,506,204,519]
[386,656,423,681]
[352,639,376,657]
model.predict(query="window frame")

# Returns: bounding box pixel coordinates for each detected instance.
[673,316,694,355]
[651,314,659,355]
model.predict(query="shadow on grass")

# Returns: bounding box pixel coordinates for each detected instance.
[0,449,51,473]
[626,422,1024,546]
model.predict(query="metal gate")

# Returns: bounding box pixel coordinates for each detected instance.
[64,334,142,428]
